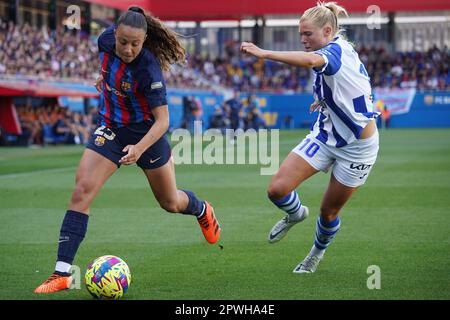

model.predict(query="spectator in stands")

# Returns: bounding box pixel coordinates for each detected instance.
[16,104,43,146]
[52,109,73,144]
[191,96,203,134]
[224,90,244,131]
[380,104,391,129]
[86,106,100,132]
[244,94,265,130]
[180,96,192,129]
[208,105,229,133]
[70,112,90,145]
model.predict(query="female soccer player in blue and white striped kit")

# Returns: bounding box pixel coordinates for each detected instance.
[241,1,379,273]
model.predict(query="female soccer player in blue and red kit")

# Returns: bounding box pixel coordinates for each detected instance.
[35,6,221,293]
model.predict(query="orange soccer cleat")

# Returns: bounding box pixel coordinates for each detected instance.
[34,273,72,294]
[197,201,221,244]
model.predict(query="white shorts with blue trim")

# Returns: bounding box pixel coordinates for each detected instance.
[291,131,379,188]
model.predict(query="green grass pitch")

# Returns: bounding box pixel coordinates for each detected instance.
[0,129,449,300]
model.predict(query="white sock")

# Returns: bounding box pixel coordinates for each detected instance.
[289,205,306,221]
[55,261,72,274]
[309,245,326,259]
[271,191,304,221]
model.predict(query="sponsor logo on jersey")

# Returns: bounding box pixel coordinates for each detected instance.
[350,163,372,171]
[104,82,128,97]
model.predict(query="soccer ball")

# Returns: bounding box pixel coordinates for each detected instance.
[85,255,131,299]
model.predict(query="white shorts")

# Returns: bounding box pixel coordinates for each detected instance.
[291,131,379,188]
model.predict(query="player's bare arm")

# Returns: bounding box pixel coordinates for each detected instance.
[240,41,325,68]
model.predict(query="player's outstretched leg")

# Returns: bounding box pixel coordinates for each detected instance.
[145,161,221,245]
[293,215,340,273]
[266,153,318,243]
[267,191,309,243]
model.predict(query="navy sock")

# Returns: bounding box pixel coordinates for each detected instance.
[57,210,89,265]
[181,190,205,217]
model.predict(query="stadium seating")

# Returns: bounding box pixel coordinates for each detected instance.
[1,21,448,92]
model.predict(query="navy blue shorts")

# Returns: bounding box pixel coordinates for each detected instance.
[86,121,171,170]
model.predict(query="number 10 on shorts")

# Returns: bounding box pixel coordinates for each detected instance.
[298,138,320,158]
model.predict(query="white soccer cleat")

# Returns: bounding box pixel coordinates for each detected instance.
[268,206,309,243]
[292,254,322,274]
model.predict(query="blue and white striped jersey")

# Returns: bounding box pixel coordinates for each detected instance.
[311,36,379,148]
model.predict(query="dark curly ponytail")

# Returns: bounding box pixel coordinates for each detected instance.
[117,6,186,71]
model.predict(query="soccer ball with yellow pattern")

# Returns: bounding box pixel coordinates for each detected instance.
[85,255,131,299]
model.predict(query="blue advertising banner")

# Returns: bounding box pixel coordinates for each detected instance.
[50,80,450,129]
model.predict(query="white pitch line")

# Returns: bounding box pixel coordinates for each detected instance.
[0,166,76,180]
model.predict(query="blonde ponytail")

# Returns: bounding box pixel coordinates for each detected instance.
[300,1,349,37]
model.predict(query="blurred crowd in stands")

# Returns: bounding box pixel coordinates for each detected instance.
[1,20,449,91]
[1,20,449,146]
[8,104,99,147]
[167,41,311,93]
[360,45,450,91]
[0,93,265,147]
[0,20,98,81]
[170,40,450,92]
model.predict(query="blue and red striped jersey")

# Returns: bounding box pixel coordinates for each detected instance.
[97,25,167,128]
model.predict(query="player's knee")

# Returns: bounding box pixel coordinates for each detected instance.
[267,183,290,201]
[71,180,93,205]
[319,205,339,221]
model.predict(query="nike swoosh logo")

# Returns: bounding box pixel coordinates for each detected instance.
[101,68,109,73]
[269,228,285,240]
[150,156,162,164]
